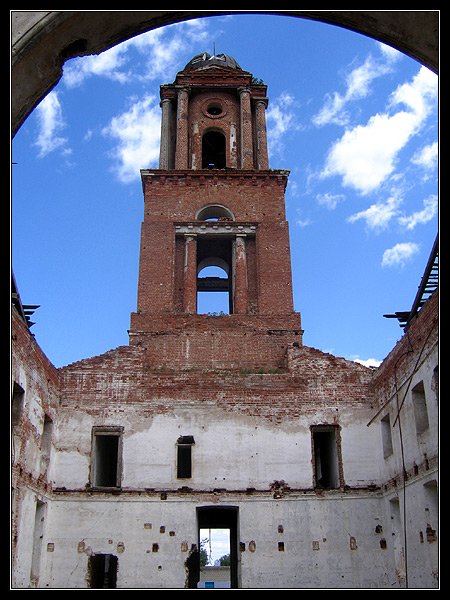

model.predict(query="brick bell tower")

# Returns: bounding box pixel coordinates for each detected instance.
[129,52,303,371]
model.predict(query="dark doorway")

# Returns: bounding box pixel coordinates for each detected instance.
[202,130,226,169]
[89,554,118,588]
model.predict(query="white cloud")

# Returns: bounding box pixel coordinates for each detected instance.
[381,242,419,267]
[349,190,437,233]
[323,110,420,195]
[347,193,402,231]
[101,94,161,183]
[316,192,344,210]
[412,141,438,171]
[319,66,438,195]
[130,27,185,82]
[33,91,69,157]
[296,216,312,228]
[390,65,437,118]
[313,51,397,127]
[266,92,300,157]
[398,195,438,230]
[352,357,382,368]
[377,41,403,63]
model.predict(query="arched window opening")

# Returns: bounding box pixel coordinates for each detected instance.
[202,130,226,169]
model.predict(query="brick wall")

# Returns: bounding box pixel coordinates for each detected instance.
[11,307,60,458]
[371,289,438,409]
[129,312,302,371]
[188,90,240,169]
[140,170,288,222]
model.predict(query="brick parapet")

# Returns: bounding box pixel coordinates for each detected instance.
[58,338,374,423]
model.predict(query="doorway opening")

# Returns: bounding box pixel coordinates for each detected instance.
[193,507,239,589]
[88,553,118,588]
[30,499,45,584]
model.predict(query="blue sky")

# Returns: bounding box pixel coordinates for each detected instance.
[11,13,438,369]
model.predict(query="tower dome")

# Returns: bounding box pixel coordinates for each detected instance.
[183,52,242,71]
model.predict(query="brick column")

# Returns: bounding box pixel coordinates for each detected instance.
[183,234,197,313]
[175,87,189,169]
[254,98,269,170]
[233,234,248,314]
[239,87,253,169]
[159,98,172,169]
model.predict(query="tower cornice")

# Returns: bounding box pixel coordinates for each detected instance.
[140,168,290,190]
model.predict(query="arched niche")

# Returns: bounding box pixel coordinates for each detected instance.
[195,204,235,222]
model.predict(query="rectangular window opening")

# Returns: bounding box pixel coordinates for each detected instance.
[312,426,340,489]
[12,382,25,430]
[40,414,53,474]
[381,413,393,459]
[412,380,429,435]
[91,427,122,488]
[177,435,194,479]
[12,383,25,465]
